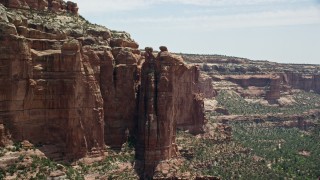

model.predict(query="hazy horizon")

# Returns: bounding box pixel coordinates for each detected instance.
[74,0,320,65]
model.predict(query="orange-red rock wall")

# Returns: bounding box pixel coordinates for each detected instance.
[0,33,104,158]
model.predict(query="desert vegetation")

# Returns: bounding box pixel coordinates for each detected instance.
[215,90,320,115]
[175,116,320,179]
[0,142,137,179]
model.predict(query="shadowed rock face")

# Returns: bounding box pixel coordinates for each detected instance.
[0,1,206,171]
[102,48,140,148]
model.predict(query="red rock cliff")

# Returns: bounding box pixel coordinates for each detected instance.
[0,1,206,172]
[0,32,104,158]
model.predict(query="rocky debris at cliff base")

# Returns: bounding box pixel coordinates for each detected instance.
[0,142,139,179]
[199,122,232,142]
[153,158,221,180]
[277,95,297,107]
[204,99,218,111]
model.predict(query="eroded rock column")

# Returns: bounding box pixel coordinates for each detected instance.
[136,47,182,177]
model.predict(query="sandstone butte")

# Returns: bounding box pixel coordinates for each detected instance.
[0,0,211,178]
[211,73,320,102]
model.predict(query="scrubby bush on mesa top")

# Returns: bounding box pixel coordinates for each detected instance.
[215,90,320,115]
[232,122,320,179]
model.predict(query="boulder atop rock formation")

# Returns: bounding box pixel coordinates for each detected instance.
[157,46,184,65]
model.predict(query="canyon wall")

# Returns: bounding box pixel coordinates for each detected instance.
[212,72,320,101]
[213,75,281,100]
[0,1,206,171]
[281,71,320,93]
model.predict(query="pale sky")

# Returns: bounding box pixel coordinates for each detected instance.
[74,0,320,64]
